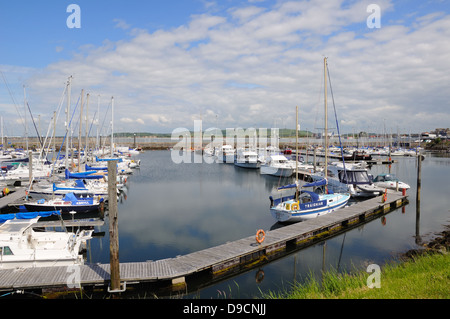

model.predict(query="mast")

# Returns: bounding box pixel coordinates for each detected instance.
[324,57,328,193]
[65,76,72,170]
[111,96,114,157]
[23,85,28,152]
[96,95,100,151]
[85,93,89,157]
[296,105,299,183]
[78,89,84,172]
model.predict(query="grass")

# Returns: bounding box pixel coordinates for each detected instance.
[263,251,450,299]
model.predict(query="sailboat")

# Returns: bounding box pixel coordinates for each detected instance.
[269,60,350,223]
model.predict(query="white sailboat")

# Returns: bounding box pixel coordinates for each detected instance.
[269,61,350,223]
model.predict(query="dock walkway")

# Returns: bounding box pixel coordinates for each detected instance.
[0,191,408,293]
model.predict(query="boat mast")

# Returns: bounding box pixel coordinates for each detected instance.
[296,105,299,183]
[23,86,28,152]
[324,57,328,193]
[78,89,84,172]
[111,96,114,157]
[65,76,72,170]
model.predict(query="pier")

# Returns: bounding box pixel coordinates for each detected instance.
[0,190,408,294]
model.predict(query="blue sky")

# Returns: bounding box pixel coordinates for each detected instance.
[1,0,449,136]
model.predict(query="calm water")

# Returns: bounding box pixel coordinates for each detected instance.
[86,150,450,298]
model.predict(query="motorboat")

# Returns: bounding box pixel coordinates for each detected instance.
[215,145,235,163]
[234,148,261,169]
[373,174,410,190]
[260,155,294,177]
[0,162,51,186]
[0,214,93,269]
[23,192,104,214]
[269,179,350,223]
[311,162,384,198]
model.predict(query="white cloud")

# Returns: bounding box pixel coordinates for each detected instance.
[13,0,450,135]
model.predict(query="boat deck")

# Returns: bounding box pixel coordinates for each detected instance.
[0,190,408,293]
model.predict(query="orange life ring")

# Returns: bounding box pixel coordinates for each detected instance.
[256,229,265,244]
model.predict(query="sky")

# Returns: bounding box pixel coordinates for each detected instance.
[0,0,449,137]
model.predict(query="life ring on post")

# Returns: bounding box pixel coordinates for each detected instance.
[382,189,387,203]
[256,229,265,244]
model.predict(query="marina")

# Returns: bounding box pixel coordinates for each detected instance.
[0,186,407,293]
[0,142,445,298]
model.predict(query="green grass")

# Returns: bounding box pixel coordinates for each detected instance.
[264,251,450,299]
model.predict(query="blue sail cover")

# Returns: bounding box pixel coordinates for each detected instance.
[53,179,88,191]
[302,179,328,188]
[85,164,108,171]
[62,192,78,204]
[0,211,61,223]
[95,156,123,163]
[65,169,104,179]
[277,183,298,190]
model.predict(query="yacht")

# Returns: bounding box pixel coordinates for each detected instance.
[0,216,92,269]
[260,155,294,177]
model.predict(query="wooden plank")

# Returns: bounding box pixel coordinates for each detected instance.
[0,188,27,208]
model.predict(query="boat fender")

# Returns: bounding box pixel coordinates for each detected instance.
[256,229,265,244]
[269,196,274,207]
[382,189,387,203]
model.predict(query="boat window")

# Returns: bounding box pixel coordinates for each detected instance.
[355,171,370,183]
[0,246,13,256]
[300,193,311,203]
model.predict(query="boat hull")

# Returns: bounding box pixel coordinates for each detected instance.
[260,166,293,177]
[270,194,350,223]
[234,161,260,169]
[24,203,100,214]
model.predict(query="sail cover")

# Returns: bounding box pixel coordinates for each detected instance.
[302,178,328,188]
[277,182,299,190]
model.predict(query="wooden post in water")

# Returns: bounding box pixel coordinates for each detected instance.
[108,160,121,292]
[415,153,423,244]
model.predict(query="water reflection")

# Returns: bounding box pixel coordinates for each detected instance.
[86,151,450,298]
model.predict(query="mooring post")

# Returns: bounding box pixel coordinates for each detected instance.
[416,153,422,208]
[415,154,423,244]
[108,160,121,292]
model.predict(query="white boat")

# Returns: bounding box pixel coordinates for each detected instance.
[269,179,350,223]
[215,145,235,163]
[260,155,294,177]
[234,148,261,169]
[311,162,384,197]
[29,179,110,199]
[0,162,52,186]
[373,174,410,190]
[0,215,93,269]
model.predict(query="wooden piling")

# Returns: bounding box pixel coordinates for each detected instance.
[108,160,121,292]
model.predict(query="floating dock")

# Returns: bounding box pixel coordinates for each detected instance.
[0,188,27,211]
[0,190,408,294]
